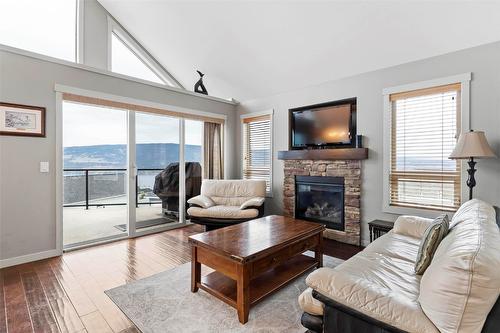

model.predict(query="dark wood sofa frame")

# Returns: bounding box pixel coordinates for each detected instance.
[187,203,265,231]
[301,289,500,333]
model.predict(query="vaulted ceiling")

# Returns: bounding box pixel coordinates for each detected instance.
[98,0,500,102]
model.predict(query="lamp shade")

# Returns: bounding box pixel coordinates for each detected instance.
[449,130,496,159]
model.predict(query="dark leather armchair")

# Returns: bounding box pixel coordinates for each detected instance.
[153,162,202,215]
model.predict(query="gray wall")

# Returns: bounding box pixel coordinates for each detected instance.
[0,50,237,261]
[237,41,500,245]
[82,0,109,69]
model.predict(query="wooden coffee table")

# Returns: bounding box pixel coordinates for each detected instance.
[188,215,325,324]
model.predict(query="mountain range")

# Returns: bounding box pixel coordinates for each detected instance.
[64,143,202,169]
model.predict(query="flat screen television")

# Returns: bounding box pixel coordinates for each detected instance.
[289,98,357,149]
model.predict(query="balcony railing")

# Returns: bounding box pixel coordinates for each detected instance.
[63,168,164,209]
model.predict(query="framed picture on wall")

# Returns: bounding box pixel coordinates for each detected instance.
[0,102,46,137]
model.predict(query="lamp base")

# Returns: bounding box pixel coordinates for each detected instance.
[466,157,477,200]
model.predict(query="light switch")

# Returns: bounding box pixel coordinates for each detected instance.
[40,161,49,173]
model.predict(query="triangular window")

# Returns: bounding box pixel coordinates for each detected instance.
[111,32,165,84]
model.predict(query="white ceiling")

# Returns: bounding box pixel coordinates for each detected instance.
[98,0,500,102]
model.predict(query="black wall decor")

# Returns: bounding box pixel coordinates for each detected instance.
[194,70,208,95]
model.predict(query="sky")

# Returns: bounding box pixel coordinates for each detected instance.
[63,102,203,147]
[111,33,165,84]
[0,0,76,61]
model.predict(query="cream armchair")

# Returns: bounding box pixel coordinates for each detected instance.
[187,179,266,231]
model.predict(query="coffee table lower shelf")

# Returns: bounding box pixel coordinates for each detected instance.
[197,254,318,308]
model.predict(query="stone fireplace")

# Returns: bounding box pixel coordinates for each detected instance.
[283,159,362,245]
[295,176,345,231]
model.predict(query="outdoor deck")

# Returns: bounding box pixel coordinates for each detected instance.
[63,195,180,247]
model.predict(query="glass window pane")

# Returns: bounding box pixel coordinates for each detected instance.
[389,86,461,211]
[111,33,164,84]
[0,0,76,61]
[136,112,181,230]
[185,119,203,164]
[185,120,203,222]
[63,102,128,247]
[242,117,272,193]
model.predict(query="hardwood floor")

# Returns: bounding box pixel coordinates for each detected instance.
[323,237,363,261]
[0,224,361,333]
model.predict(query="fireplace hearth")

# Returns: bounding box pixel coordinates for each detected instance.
[295,176,344,231]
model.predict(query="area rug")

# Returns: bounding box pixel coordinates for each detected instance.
[105,254,344,333]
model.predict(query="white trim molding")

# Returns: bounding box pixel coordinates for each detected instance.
[240,109,274,197]
[0,249,61,269]
[54,84,228,121]
[76,0,85,64]
[382,73,471,217]
[0,43,237,106]
[382,73,472,96]
[55,92,64,254]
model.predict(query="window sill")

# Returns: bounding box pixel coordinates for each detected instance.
[383,204,455,219]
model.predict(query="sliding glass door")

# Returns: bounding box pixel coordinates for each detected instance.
[62,99,206,249]
[62,101,129,247]
[134,112,182,233]
[185,120,204,204]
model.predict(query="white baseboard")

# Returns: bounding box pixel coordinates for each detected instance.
[0,249,61,269]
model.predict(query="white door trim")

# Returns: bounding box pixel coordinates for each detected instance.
[55,92,64,255]
[128,110,137,237]
[179,118,186,223]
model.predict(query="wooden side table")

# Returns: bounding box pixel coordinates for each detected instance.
[368,220,394,242]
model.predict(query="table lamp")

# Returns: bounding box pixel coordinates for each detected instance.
[449,130,496,200]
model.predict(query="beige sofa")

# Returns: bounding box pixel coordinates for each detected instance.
[187,179,266,230]
[299,199,500,333]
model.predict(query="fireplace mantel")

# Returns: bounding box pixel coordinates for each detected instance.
[278,148,368,161]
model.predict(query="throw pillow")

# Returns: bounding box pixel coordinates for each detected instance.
[240,197,265,210]
[415,214,449,275]
[187,195,215,209]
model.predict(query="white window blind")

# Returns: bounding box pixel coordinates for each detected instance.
[389,83,461,211]
[242,115,272,194]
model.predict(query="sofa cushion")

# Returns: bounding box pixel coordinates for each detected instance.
[187,205,259,219]
[414,214,449,275]
[200,180,266,206]
[419,199,500,333]
[304,232,439,333]
[393,215,434,239]
[298,287,324,316]
[187,195,215,208]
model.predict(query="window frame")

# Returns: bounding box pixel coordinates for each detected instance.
[382,73,471,217]
[107,16,182,88]
[76,0,84,64]
[241,109,274,197]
